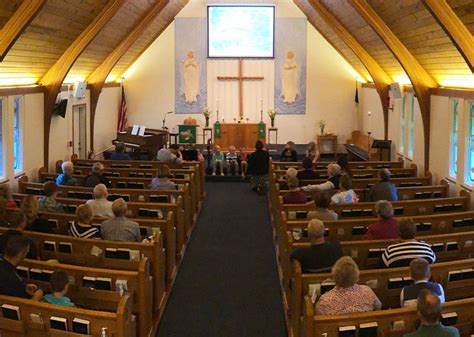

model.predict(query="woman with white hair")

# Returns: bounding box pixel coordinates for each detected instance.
[316,256,381,315]
[56,161,78,186]
[363,200,399,240]
[301,163,341,192]
[86,184,114,218]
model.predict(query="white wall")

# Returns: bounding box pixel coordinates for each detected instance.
[123,0,361,145]
[94,87,121,154]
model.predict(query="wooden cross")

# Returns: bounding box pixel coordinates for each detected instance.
[217,58,264,120]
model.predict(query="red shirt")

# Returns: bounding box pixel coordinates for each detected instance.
[363,217,399,240]
[283,191,308,204]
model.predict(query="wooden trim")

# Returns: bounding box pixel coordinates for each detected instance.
[304,0,392,140]
[0,0,45,61]
[40,0,125,167]
[87,0,170,152]
[430,87,474,100]
[0,85,44,96]
[422,0,474,73]
[349,0,438,172]
[361,82,376,89]
[461,184,473,193]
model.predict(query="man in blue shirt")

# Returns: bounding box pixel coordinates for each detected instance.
[110,142,132,160]
[404,290,459,337]
[0,236,43,300]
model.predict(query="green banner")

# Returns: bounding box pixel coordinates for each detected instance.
[258,121,266,139]
[214,122,221,139]
[178,125,197,144]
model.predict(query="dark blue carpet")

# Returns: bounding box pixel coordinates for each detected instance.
[156,182,287,337]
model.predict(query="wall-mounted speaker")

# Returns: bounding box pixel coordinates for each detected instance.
[390,82,402,99]
[73,81,87,98]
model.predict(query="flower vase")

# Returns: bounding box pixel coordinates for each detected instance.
[271,118,275,127]
[205,117,209,127]
[320,127,325,135]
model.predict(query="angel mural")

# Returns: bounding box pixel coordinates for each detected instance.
[281,51,299,104]
[182,50,199,104]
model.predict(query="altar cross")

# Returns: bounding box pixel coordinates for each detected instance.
[217,58,264,120]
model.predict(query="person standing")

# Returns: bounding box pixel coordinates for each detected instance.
[247,141,270,194]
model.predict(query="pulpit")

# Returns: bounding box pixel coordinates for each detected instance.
[214,123,266,150]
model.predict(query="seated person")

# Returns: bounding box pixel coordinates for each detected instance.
[297,157,319,180]
[283,176,307,204]
[225,145,239,175]
[316,256,381,315]
[280,141,298,162]
[301,164,341,192]
[290,219,344,273]
[70,204,100,239]
[404,290,460,337]
[86,184,113,218]
[211,145,225,176]
[363,200,398,240]
[401,258,445,308]
[150,165,176,191]
[0,184,17,209]
[83,162,111,188]
[157,144,182,165]
[238,147,248,178]
[0,199,9,227]
[336,155,353,178]
[0,236,43,300]
[21,195,54,233]
[382,218,436,268]
[331,175,359,204]
[0,212,38,259]
[279,167,298,190]
[308,191,338,221]
[44,270,75,307]
[306,141,319,163]
[56,161,78,186]
[110,142,132,160]
[39,182,64,213]
[101,198,141,242]
[368,168,399,202]
[194,145,204,161]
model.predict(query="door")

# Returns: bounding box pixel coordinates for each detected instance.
[72,104,87,159]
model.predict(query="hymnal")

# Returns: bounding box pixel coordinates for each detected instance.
[368,249,384,259]
[16,266,29,279]
[1,304,21,320]
[338,325,356,337]
[359,322,378,337]
[388,277,404,289]
[29,268,43,281]
[461,268,474,279]
[446,241,458,251]
[320,282,335,294]
[352,226,366,235]
[50,316,68,331]
[447,270,463,282]
[105,248,118,259]
[431,243,444,253]
[82,276,96,289]
[116,249,131,260]
[441,312,458,326]
[43,241,57,252]
[58,242,73,254]
[42,269,54,282]
[95,277,112,291]
[72,318,90,334]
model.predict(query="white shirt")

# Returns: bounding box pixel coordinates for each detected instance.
[86,198,114,218]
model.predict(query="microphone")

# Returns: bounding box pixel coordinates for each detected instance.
[163,111,173,129]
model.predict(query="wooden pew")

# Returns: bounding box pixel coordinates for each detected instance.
[0,293,135,337]
[292,259,474,337]
[0,227,166,315]
[273,166,418,179]
[302,296,474,337]
[18,258,152,337]
[271,160,405,170]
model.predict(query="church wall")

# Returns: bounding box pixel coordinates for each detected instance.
[94,87,121,154]
[122,0,361,146]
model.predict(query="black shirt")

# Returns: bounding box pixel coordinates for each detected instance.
[0,230,37,260]
[83,173,111,188]
[297,169,320,180]
[247,149,270,176]
[280,150,298,162]
[27,217,56,234]
[0,258,29,298]
[290,241,344,273]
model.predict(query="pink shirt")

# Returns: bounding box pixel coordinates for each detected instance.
[316,284,381,315]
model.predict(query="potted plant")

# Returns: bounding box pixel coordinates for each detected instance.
[268,108,277,127]
[203,107,211,127]
[318,120,326,135]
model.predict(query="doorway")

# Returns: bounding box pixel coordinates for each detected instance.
[72,104,87,159]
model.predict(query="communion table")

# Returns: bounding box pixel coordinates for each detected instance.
[214,123,266,150]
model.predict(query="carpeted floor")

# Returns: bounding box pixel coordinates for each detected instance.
[156,182,288,337]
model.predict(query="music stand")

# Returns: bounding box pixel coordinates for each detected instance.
[372,139,392,161]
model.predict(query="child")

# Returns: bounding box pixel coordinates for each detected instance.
[44,270,75,307]
[39,182,64,213]
[331,175,359,204]
[211,145,225,176]
[297,157,319,180]
[400,258,445,308]
[150,165,176,190]
[225,145,239,175]
[306,141,319,164]
[239,147,248,178]
[280,141,298,162]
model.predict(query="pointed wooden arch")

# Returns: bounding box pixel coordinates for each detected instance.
[349,0,438,171]
[306,0,393,140]
[87,0,169,152]
[0,0,45,61]
[422,0,474,73]
[40,0,125,167]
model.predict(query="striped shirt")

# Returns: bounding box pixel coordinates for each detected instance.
[70,222,101,239]
[382,240,436,268]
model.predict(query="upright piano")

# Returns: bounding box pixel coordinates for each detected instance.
[113,127,168,159]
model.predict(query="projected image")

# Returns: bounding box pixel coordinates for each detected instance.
[208,6,274,58]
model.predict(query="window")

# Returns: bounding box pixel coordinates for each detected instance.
[468,102,474,184]
[399,95,405,154]
[0,99,3,177]
[450,99,459,177]
[13,96,22,173]
[407,94,415,158]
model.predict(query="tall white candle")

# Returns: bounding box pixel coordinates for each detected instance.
[367,111,372,133]
[216,99,219,122]
[261,100,263,111]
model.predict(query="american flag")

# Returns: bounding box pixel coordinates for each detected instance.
[118,84,128,132]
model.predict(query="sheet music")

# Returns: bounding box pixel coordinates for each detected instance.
[131,125,139,135]
[138,125,146,136]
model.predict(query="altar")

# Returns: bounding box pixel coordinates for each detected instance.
[214,123,266,150]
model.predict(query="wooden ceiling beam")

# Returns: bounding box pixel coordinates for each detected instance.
[422,0,474,73]
[40,0,125,167]
[306,0,393,140]
[349,0,438,171]
[87,0,169,152]
[0,0,45,61]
